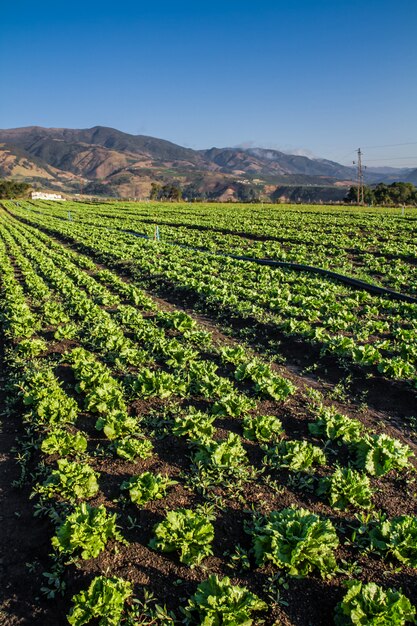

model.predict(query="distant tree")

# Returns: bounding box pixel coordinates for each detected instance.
[388,182,416,204]
[183,184,207,201]
[345,186,356,203]
[373,182,417,206]
[149,182,182,201]
[0,179,31,199]
[372,183,390,205]
[150,182,161,200]
[345,182,417,206]
[235,183,261,203]
[363,187,375,204]
[345,185,374,205]
[150,182,183,201]
[83,181,118,197]
[163,183,182,201]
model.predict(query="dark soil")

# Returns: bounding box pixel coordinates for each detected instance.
[0,337,69,625]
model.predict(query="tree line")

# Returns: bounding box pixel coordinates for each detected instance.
[152,180,417,205]
[2,176,416,206]
[345,182,417,206]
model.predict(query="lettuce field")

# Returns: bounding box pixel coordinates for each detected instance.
[1,199,417,625]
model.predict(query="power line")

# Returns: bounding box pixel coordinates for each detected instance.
[364,156,417,162]
[334,142,417,165]
[362,141,417,150]
[335,149,357,162]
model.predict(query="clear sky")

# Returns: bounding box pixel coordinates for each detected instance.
[1,0,416,167]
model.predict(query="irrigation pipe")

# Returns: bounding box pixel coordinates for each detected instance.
[226,255,417,304]
[120,229,417,305]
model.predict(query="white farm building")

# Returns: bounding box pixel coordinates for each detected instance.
[31,191,66,201]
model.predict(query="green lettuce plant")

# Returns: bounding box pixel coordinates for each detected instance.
[41,429,88,457]
[164,341,198,370]
[308,407,364,443]
[183,574,267,625]
[54,322,78,340]
[317,467,373,509]
[335,580,416,625]
[243,414,283,442]
[220,345,247,365]
[21,368,78,426]
[132,368,179,399]
[95,412,138,441]
[251,506,339,578]
[192,433,248,480]
[67,576,132,626]
[158,310,196,334]
[15,338,47,358]
[113,436,153,461]
[150,508,214,567]
[37,459,99,502]
[234,359,295,401]
[265,439,326,471]
[212,392,256,418]
[121,472,177,506]
[171,407,216,443]
[353,433,413,476]
[52,503,126,559]
[368,515,417,567]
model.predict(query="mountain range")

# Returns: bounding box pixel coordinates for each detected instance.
[0,126,415,201]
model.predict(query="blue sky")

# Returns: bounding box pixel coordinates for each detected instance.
[1,0,417,167]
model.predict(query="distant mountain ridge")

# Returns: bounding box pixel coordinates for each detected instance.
[0,125,412,200]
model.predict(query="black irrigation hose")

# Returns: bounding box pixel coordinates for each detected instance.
[226,255,417,305]
[121,228,417,305]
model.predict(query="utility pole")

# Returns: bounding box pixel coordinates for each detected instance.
[353,148,365,205]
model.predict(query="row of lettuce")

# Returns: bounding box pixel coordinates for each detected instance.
[1,210,417,624]
[15,199,417,295]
